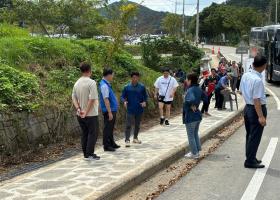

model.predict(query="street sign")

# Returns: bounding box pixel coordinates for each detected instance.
[236,41,249,54]
[236,47,248,54]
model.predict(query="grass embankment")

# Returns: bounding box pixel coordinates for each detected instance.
[0,24,161,114]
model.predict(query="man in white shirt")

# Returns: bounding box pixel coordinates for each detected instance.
[154,68,179,126]
[240,55,267,169]
[72,63,100,161]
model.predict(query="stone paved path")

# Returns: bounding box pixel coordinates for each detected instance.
[0,97,244,200]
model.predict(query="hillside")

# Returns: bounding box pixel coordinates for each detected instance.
[101,1,191,34]
[226,0,270,11]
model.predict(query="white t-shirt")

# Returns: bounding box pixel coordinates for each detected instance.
[154,76,179,101]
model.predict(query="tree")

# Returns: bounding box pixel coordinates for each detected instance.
[102,0,138,65]
[2,0,107,37]
[161,13,181,37]
[187,3,264,44]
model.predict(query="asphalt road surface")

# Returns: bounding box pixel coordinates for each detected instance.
[157,47,280,200]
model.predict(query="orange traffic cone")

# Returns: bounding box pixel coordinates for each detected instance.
[212,47,215,54]
[218,47,221,55]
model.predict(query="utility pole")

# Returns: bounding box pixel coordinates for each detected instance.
[195,0,199,46]
[182,0,185,36]
[175,0,178,14]
[276,0,278,24]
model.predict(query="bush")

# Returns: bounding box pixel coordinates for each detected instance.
[141,37,203,72]
[0,23,29,38]
[0,64,40,111]
[124,45,142,56]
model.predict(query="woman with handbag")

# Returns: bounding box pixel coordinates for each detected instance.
[183,73,208,159]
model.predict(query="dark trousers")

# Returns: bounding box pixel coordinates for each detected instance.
[201,93,213,113]
[77,116,99,157]
[244,105,267,164]
[215,89,224,109]
[103,112,117,148]
[125,113,142,141]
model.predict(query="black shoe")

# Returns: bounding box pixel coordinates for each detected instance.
[84,154,100,160]
[92,154,101,160]
[165,120,170,126]
[244,162,265,169]
[104,146,116,152]
[256,159,262,164]
[160,118,165,125]
[112,143,121,149]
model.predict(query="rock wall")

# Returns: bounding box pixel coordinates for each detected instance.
[0,110,80,156]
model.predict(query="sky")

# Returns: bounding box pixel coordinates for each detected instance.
[109,0,226,16]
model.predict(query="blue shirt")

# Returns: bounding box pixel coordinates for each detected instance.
[216,76,229,90]
[240,70,266,105]
[99,79,118,113]
[183,85,208,124]
[121,83,148,115]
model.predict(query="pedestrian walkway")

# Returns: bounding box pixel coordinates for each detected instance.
[0,97,244,200]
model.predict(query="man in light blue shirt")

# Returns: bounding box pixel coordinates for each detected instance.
[240,55,267,169]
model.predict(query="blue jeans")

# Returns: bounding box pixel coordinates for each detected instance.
[186,121,201,155]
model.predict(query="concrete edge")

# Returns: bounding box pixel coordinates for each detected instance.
[94,105,245,200]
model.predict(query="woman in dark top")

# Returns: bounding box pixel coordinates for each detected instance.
[183,73,208,159]
[201,68,220,116]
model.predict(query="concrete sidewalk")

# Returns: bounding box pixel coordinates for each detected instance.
[0,97,245,200]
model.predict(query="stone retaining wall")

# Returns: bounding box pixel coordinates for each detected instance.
[0,110,80,156]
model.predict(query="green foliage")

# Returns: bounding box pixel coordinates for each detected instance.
[0,36,89,67]
[0,37,33,66]
[141,37,161,71]
[0,25,163,112]
[124,45,141,55]
[0,64,40,111]
[188,3,264,45]
[161,13,181,37]
[141,37,203,72]
[0,23,29,37]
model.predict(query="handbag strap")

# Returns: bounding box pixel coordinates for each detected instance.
[164,77,172,97]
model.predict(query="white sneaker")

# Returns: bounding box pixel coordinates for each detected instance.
[125,140,131,147]
[184,152,199,159]
[133,139,142,144]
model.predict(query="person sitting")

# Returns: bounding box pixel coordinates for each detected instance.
[215,73,233,110]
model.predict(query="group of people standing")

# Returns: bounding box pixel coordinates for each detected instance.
[72,64,179,160]
[72,54,268,169]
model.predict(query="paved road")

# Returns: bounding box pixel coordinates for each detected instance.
[158,49,280,200]
[204,45,249,64]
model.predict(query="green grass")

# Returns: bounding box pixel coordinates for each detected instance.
[0,30,161,112]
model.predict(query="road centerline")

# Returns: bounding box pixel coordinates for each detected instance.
[240,137,279,200]
[266,87,280,110]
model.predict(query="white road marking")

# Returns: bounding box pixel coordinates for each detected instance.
[266,87,280,110]
[241,137,278,200]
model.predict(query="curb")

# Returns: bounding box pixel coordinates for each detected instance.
[94,105,245,200]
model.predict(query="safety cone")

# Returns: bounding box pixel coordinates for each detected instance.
[218,47,221,55]
[212,47,215,54]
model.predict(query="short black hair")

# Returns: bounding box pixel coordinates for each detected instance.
[130,71,140,77]
[79,62,91,73]
[253,55,267,68]
[187,73,199,84]
[103,68,114,77]
[162,67,170,73]
[211,68,217,72]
